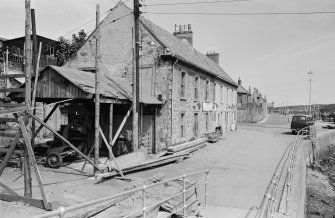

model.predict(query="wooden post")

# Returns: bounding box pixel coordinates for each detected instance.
[31,9,38,152]
[5,47,8,97]
[24,0,33,198]
[18,117,51,210]
[99,127,125,178]
[94,4,101,173]
[109,103,113,159]
[133,0,140,151]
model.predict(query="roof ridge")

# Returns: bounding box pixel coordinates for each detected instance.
[139,16,237,86]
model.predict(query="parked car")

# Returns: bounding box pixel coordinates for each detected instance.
[291,114,315,134]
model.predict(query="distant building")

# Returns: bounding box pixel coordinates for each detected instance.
[237,77,250,109]
[237,78,268,123]
[0,35,58,89]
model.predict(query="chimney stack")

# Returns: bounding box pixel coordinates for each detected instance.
[173,24,193,46]
[206,51,220,65]
[238,77,242,86]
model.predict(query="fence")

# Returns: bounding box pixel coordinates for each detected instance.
[256,125,315,218]
[30,170,209,218]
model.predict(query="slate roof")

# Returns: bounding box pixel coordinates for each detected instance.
[139,17,237,86]
[48,66,162,104]
[237,85,249,94]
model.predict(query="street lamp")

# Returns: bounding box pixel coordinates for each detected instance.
[308,71,313,115]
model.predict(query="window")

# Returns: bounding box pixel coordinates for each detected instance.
[181,72,186,98]
[238,95,242,104]
[226,88,229,105]
[213,83,216,102]
[180,113,185,137]
[221,85,223,104]
[206,113,209,131]
[194,77,199,100]
[205,80,209,101]
[194,113,199,137]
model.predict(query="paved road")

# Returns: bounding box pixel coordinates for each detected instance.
[131,113,295,217]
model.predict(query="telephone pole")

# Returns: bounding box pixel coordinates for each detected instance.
[24,0,32,198]
[133,0,140,151]
[94,4,101,173]
[308,71,313,115]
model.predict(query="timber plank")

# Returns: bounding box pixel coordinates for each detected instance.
[0,74,26,79]
[0,193,49,210]
[18,117,51,211]
[0,117,19,122]
[0,106,27,115]
[0,88,25,92]
[0,116,27,176]
[0,103,26,107]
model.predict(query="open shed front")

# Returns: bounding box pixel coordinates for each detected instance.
[10,65,160,170]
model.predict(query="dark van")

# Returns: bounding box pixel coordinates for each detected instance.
[291,114,314,134]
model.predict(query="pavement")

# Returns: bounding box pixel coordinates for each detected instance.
[0,113,296,218]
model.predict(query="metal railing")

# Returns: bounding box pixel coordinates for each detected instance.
[30,170,209,218]
[257,125,316,218]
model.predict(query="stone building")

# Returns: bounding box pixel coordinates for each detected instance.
[237,78,250,109]
[236,78,268,123]
[54,2,238,152]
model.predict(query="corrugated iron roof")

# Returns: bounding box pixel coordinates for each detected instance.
[49,66,162,104]
[50,66,129,100]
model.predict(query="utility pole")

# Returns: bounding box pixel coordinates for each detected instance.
[94,4,101,173]
[31,8,37,150]
[308,71,313,115]
[24,0,32,198]
[133,0,140,151]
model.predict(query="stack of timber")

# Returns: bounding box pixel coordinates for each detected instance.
[96,138,207,181]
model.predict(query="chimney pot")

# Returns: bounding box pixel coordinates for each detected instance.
[206,52,220,65]
[173,24,194,46]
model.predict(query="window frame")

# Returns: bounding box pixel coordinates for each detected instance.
[194,76,199,101]
[180,71,187,99]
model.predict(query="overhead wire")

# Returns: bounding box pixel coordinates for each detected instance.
[144,0,251,7]
[144,11,335,16]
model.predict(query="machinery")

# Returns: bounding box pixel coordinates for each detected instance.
[45,104,92,168]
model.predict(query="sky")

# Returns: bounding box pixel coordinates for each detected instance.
[0,0,334,106]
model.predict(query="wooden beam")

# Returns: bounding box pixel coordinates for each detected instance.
[99,98,129,104]
[0,88,25,92]
[0,103,26,107]
[0,117,19,122]
[99,127,125,178]
[94,4,101,174]
[0,106,27,115]
[19,117,51,210]
[27,111,103,173]
[0,74,26,79]
[110,108,132,147]
[109,104,113,159]
[31,41,42,108]
[0,116,27,177]
[0,193,49,210]
[33,103,59,138]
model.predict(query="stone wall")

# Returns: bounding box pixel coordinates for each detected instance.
[237,102,266,123]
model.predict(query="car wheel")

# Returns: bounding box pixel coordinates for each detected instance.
[46,152,63,168]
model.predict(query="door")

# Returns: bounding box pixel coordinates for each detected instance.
[141,115,154,153]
